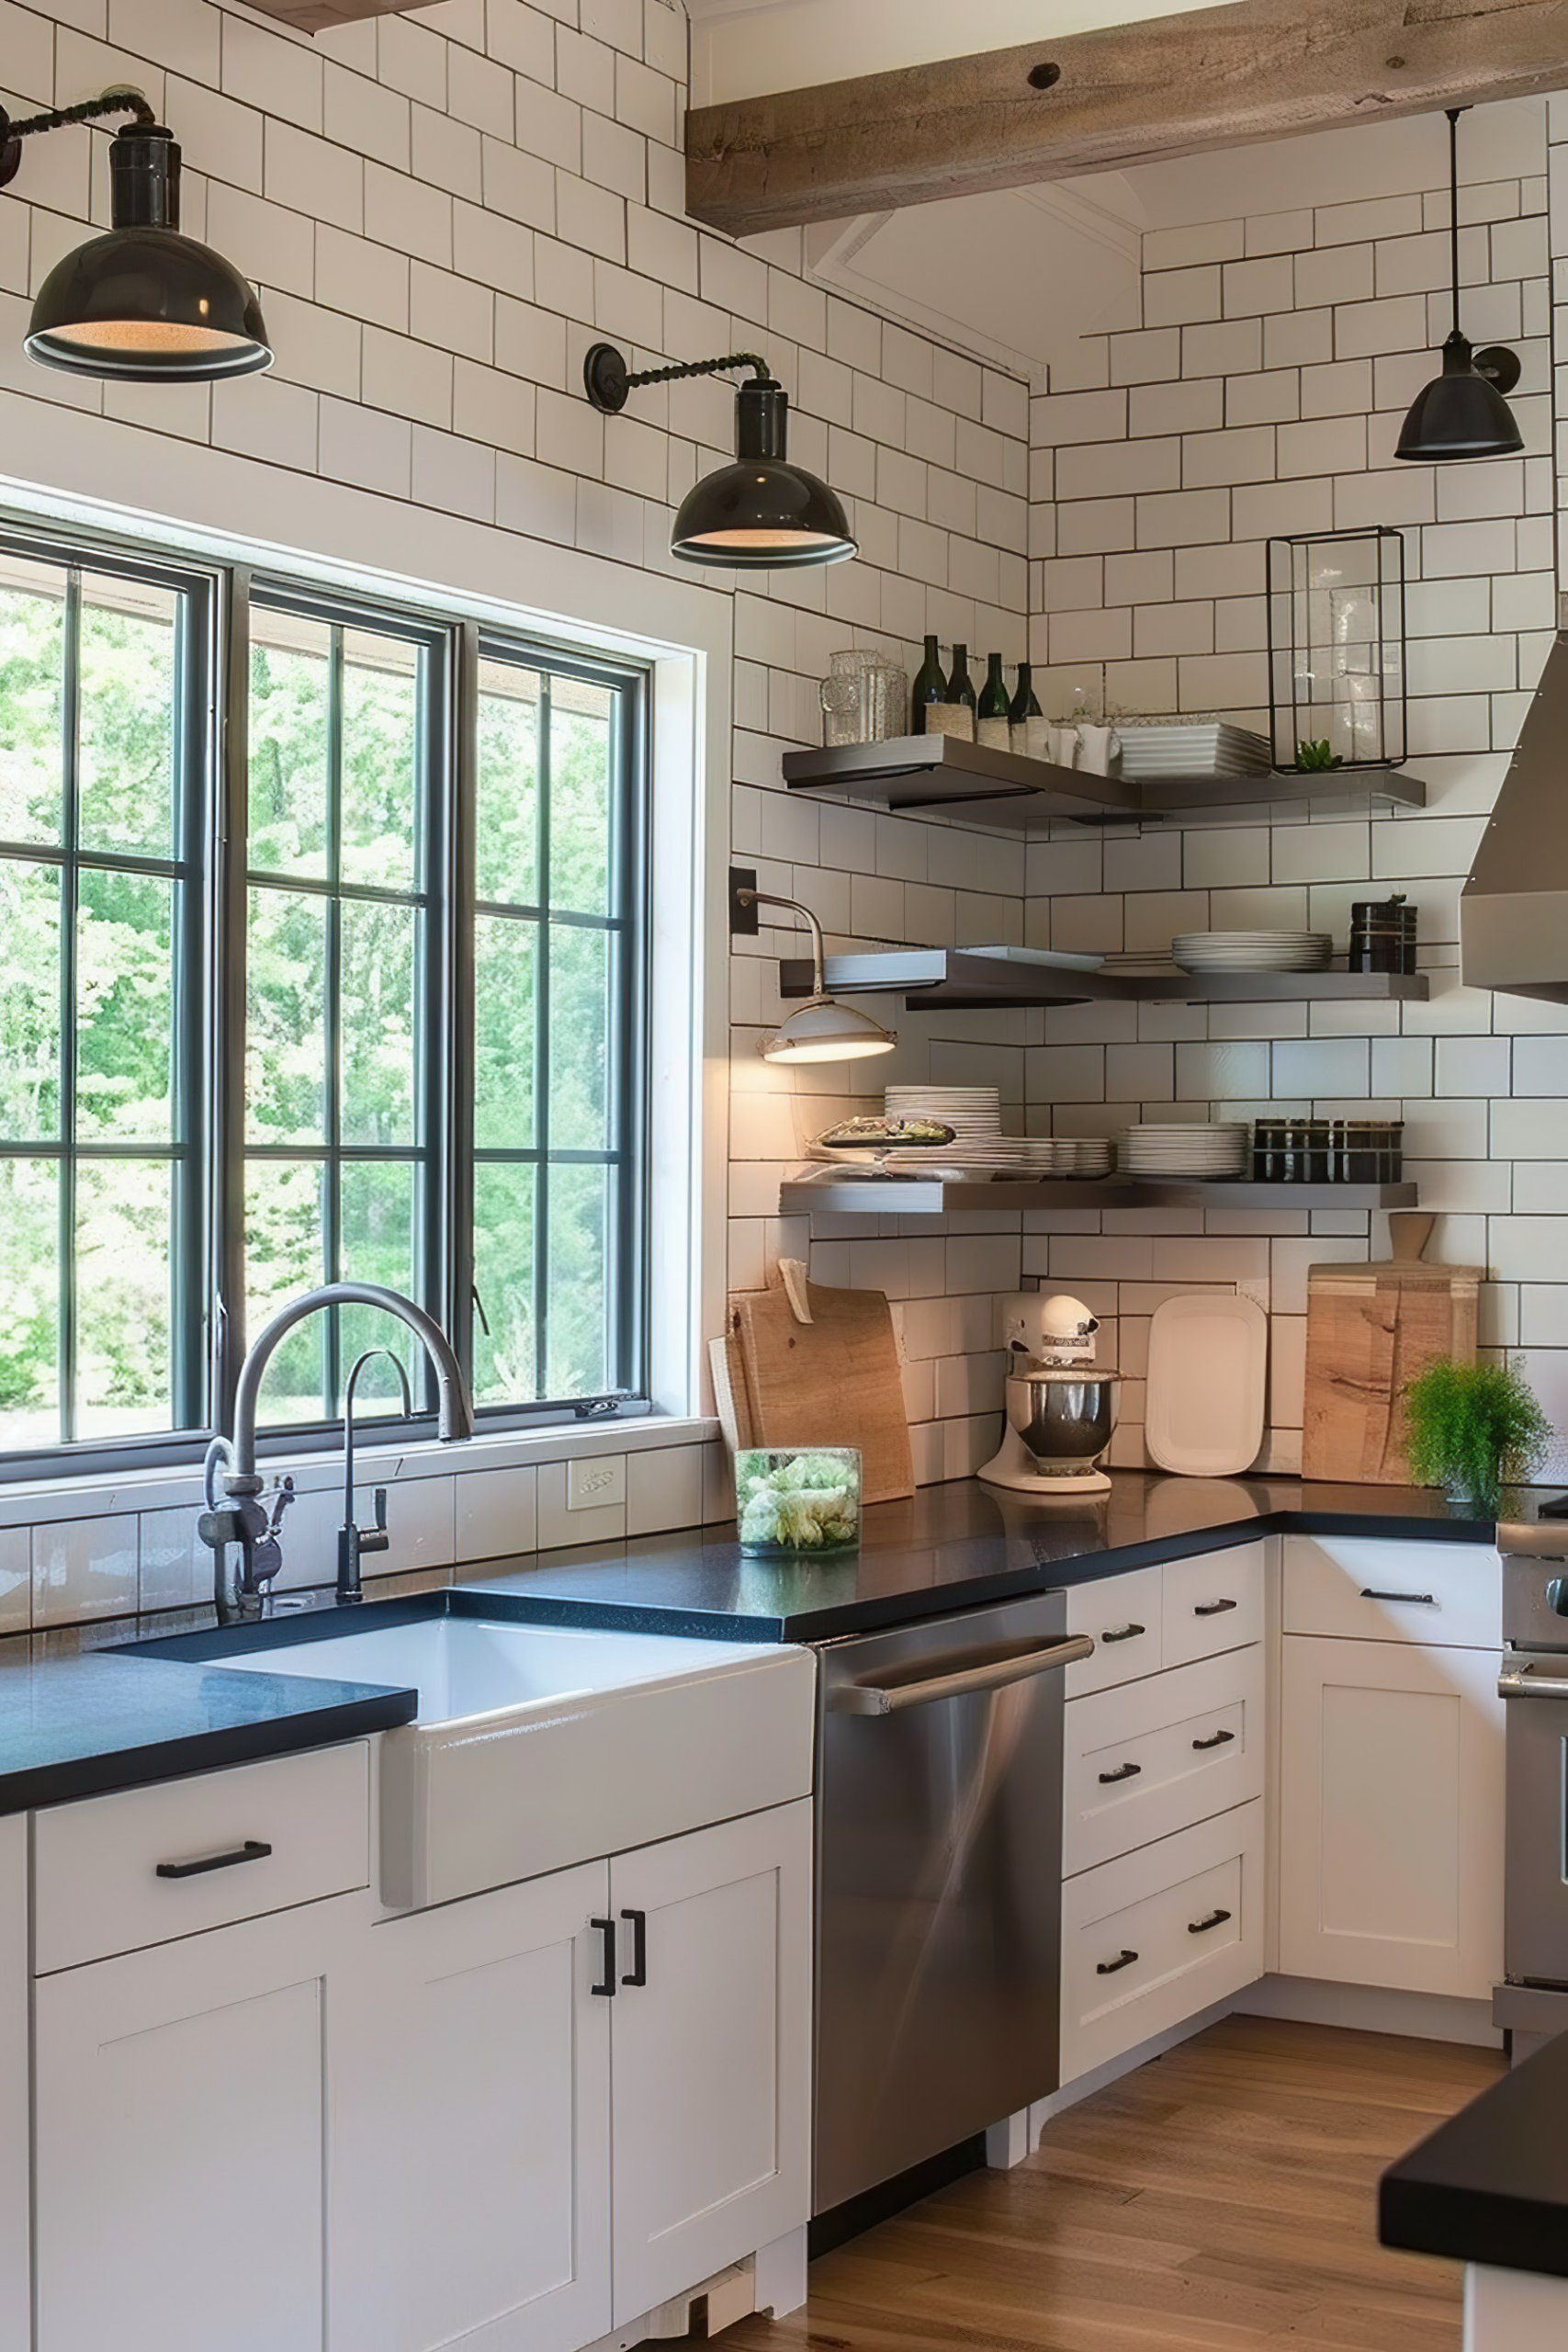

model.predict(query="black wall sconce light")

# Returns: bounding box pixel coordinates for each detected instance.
[1,88,271,382]
[1395,107,1522,463]
[584,344,856,570]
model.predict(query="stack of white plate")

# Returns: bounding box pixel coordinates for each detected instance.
[1122,1123,1250,1179]
[885,1085,1002,1143]
[1171,930,1332,975]
[1117,723,1271,779]
[884,1135,1117,1181]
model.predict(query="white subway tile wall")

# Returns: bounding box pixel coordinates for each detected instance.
[1022,94,1568,1479]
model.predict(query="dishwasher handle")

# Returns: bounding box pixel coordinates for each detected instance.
[831,1633,1095,1715]
[1499,1662,1568,1702]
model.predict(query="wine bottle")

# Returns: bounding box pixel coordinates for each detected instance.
[946,644,976,712]
[909,634,947,735]
[977,651,1010,749]
[1009,660,1043,757]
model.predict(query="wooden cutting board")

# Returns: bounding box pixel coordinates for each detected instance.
[726,1272,914,1505]
[1301,1215,1483,1486]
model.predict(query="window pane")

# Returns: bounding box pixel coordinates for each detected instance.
[338,1161,420,1410]
[247,888,327,1145]
[474,914,536,1149]
[0,1159,59,1447]
[249,615,329,879]
[76,869,175,1143]
[341,899,420,1146]
[74,1159,174,1439]
[548,925,611,1151]
[0,856,61,1138]
[0,555,64,844]
[549,683,614,916]
[77,571,179,860]
[244,1159,328,1425]
[547,1164,611,1398]
[473,1162,535,1406]
[341,628,420,893]
[476,661,538,906]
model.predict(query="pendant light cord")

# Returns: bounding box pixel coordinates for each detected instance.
[7,88,156,141]
[1447,106,1463,342]
[620,351,772,392]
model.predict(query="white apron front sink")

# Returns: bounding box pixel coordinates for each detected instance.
[222,1614,814,1908]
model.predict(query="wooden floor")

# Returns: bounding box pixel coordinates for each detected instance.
[726,2017,1506,2351]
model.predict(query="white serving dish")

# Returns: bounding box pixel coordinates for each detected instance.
[1144,1295,1269,1476]
[221,1617,816,1909]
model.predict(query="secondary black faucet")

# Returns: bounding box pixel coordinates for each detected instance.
[337,1347,412,1603]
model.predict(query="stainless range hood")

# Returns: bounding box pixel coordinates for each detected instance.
[1461,628,1568,1002]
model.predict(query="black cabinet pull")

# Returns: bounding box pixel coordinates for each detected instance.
[1193,1598,1238,1618]
[1096,1949,1139,1976]
[1359,1589,1436,1606]
[590,1917,617,1996]
[1189,1908,1233,1937]
[1192,1728,1235,1752]
[1101,1623,1145,1645]
[155,1838,272,1881]
[1098,1761,1142,1784]
[620,1907,648,1986]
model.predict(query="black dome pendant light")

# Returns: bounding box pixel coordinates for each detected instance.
[584,344,856,569]
[0,89,271,383]
[1395,107,1522,463]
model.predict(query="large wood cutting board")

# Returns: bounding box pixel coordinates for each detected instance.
[1302,1215,1483,1486]
[727,1276,914,1504]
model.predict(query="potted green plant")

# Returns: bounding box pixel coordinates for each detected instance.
[1403,1357,1552,1517]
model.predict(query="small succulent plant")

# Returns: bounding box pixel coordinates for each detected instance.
[1294,739,1343,772]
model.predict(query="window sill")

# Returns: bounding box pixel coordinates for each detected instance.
[0,1415,723,1530]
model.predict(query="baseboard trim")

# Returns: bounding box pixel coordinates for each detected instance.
[1234,1973,1503,2050]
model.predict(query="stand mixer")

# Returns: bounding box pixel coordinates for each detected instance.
[978,1292,1121,1497]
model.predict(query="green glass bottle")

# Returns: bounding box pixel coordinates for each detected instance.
[977,651,1010,748]
[910,634,947,735]
[1009,661,1043,755]
[947,644,976,712]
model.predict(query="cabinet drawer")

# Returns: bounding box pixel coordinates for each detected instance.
[1060,1800,1264,2086]
[1064,1646,1264,1877]
[1163,1543,1265,1669]
[1065,1566,1164,1697]
[33,1743,371,1974]
[1283,1537,1500,1649]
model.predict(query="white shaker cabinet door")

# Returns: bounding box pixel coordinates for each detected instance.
[608,1800,812,2328]
[1279,1634,1505,1998]
[33,1894,363,2352]
[0,1815,27,2352]
[333,1859,613,2352]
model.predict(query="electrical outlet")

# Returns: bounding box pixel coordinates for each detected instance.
[568,1455,626,1510]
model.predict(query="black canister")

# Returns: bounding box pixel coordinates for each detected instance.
[1349,894,1417,976]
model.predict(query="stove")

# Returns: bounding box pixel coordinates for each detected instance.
[1496,1514,1568,2057]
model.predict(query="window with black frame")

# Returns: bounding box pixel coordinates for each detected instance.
[0,527,649,1470]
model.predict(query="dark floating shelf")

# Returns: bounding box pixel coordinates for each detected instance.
[777,947,1431,1012]
[781,1175,1419,1216]
[781,733,1427,830]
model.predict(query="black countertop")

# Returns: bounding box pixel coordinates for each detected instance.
[1381,2033,1568,2282]
[2,1469,1519,1817]
[0,1642,417,1816]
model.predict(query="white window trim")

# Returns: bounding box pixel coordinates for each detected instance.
[0,387,736,1511]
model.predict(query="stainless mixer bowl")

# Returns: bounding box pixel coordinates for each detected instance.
[1006,1367,1119,1468]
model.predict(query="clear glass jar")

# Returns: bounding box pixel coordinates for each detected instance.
[736,1447,862,1555]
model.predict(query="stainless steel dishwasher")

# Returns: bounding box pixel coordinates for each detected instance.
[812,1590,1092,2213]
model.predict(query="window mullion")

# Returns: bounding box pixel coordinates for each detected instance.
[214,566,253,1442]
[533,675,551,1405]
[445,620,479,1392]
[323,622,344,1418]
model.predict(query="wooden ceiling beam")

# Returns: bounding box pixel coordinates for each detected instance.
[684,0,1568,238]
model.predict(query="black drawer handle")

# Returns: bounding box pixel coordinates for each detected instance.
[1192,1728,1235,1752]
[1189,1907,1233,1937]
[620,1907,647,1987]
[1101,1623,1146,1645]
[1193,1598,1238,1618]
[1098,1761,1142,1784]
[1359,1589,1436,1606]
[155,1838,272,1881]
[591,1917,617,1996]
[1096,1949,1139,1976]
